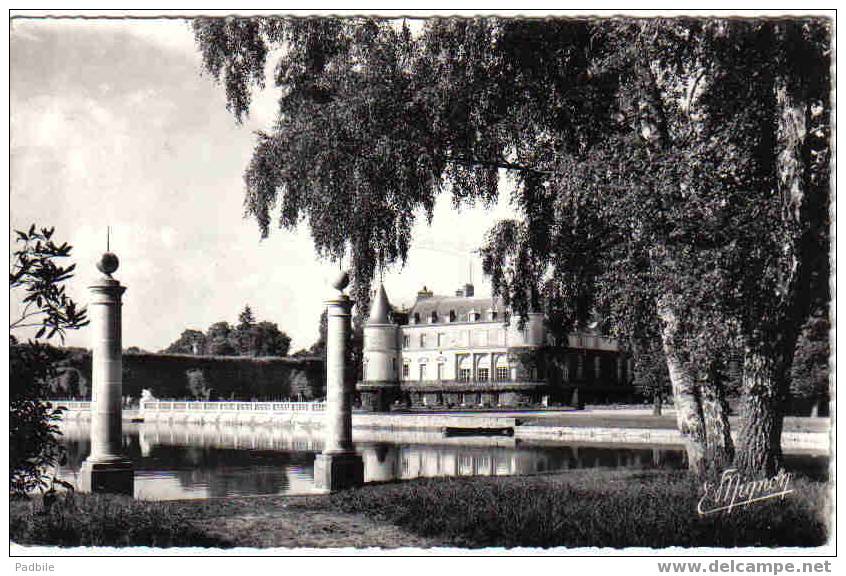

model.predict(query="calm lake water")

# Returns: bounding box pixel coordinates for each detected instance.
[56,421,828,500]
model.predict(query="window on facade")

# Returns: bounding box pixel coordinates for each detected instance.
[413,313,420,324]
[477,368,489,381]
[419,364,427,381]
[489,310,498,321]
[402,363,410,378]
[392,358,397,372]
[402,335,410,349]
[430,311,438,323]
[496,366,510,381]
[437,363,444,380]
[437,333,446,348]
[420,333,427,348]
[458,368,472,382]
[449,310,456,322]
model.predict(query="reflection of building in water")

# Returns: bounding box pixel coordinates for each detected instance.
[359,443,684,483]
[359,283,631,411]
[59,421,688,494]
[360,444,526,482]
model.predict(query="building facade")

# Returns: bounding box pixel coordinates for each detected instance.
[358,283,633,411]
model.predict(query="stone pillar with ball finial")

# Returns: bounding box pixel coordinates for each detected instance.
[313,269,364,492]
[79,240,133,495]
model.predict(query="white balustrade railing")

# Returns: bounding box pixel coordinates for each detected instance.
[54,400,92,411]
[137,400,326,413]
[54,399,327,413]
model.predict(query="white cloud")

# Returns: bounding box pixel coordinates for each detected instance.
[9,17,519,353]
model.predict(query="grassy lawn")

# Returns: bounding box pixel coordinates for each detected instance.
[11,468,830,549]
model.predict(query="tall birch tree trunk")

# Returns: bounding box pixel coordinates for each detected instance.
[655,298,707,475]
[657,296,735,476]
[698,364,735,473]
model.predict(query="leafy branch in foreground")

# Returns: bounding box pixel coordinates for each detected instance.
[10,225,88,496]
[10,225,89,339]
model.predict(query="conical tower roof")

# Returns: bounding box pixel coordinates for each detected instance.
[368,283,392,324]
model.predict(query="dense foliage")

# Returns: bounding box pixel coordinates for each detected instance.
[790,312,830,414]
[162,304,291,357]
[630,336,672,415]
[10,226,88,495]
[290,308,364,388]
[193,16,831,476]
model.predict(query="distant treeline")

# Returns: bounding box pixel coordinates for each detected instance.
[45,349,324,401]
[162,305,292,358]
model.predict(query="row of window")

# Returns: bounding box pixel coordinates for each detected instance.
[411,309,506,325]
[401,330,505,349]
[401,364,510,382]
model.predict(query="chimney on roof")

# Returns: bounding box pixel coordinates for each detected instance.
[463,283,474,297]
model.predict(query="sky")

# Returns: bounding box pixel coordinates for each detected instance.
[9,17,518,353]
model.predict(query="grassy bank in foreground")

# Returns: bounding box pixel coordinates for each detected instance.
[10,493,228,548]
[324,470,830,548]
[11,469,830,549]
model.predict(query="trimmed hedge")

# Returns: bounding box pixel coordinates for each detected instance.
[50,351,324,401]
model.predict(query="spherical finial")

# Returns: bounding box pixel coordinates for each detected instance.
[97,252,119,276]
[331,269,350,291]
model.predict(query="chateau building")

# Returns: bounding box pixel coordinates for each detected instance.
[358,283,633,411]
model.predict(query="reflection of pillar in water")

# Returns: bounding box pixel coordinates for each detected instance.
[79,250,133,495]
[421,449,440,477]
[139,429,153,458]
[361,444,398,483]
[313,271,364,491]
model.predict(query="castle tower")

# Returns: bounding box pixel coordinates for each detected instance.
[358,283,400,412]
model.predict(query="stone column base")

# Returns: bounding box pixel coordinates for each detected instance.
[78,459,134,496]
[313,452,364,492]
